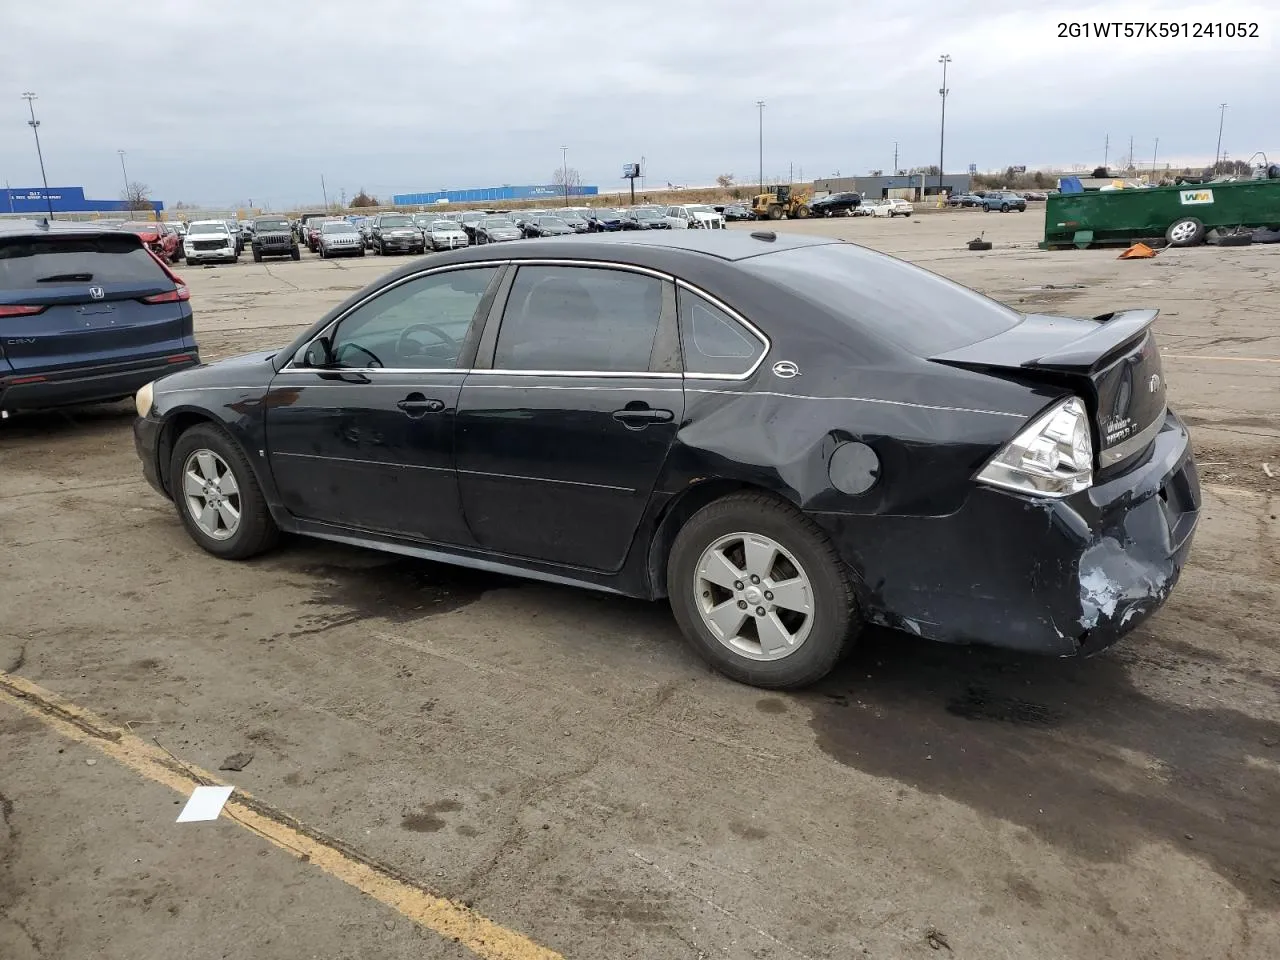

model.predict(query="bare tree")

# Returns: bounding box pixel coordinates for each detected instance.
[552,166,582,199]
[122,181,151,216]
[716,173,735,188]
[350,188,379,208]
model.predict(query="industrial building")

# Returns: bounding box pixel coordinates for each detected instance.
[2,185,164,216]
[393,183,600,206]
[810,173,971,201]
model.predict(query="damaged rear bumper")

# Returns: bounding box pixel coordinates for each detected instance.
[820,411,1199,656]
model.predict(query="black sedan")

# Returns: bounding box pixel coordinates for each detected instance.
[720,203,753,221]
[623,208,671,230]
[474,216,524,244]
[131,232,1199,689]
[585,209,626,232]
[522,215,576,238]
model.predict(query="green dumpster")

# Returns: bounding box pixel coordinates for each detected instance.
[1041,179,1280,249]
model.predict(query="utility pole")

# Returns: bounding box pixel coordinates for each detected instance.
[756,100,765,195]
[1151,138,1159,178]
[321,174,329,210]
[1214,103,1228,172]
[893,141,899,175]
[1103,133,1109,170]
[118,150,131,216]
[21,92,54,219]
[640,154,646,191]
[561,145,569,207]
[1127,135,1134,172]
[937,55,951,204]
[340,188,346,209]
[789,160,793,185]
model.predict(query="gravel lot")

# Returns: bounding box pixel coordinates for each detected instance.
[2,210,1277,960]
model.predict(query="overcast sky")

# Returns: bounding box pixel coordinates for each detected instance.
[2,0,1274,208]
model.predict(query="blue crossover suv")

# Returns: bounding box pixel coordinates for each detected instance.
[0,219,199,416]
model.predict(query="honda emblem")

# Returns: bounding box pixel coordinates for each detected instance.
[88,286,105,300]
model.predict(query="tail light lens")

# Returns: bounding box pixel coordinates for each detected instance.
[0,304,47,317]
[141,284,190,304]
[977,397,1093,498]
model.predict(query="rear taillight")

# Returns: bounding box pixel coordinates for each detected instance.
[976,397,1093,498]
[0,304,47,317]
[141,284,190,304]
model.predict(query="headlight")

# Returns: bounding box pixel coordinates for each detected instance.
[977,397,1093,498]
[134,381,155,418]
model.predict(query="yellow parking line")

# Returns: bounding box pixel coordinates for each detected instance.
[1164,354,1280,364]
[0,671,562,960]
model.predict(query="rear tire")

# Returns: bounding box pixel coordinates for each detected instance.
[1166,216,1206,247]
[253,250,263,263]
[359,247,366,256]
[794,204,811,219]
[169,423,278,561]
[767,204,783,220]
[667,493,861,689]
[290,247,300,261]
[1000,203,1009,212]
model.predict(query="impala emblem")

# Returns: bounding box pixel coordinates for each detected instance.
[88,286,105,300]
[772,360,799,379]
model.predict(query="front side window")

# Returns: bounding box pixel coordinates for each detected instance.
[677,289,763,376]
[493,266,663,373]
[322,267,498,369]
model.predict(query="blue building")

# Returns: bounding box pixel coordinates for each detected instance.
[393,183,599,206]
[2,186,164,216]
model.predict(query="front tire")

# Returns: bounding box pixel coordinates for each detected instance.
[253,249,263,263]
[1166,216,1206,247]
[169,423,278,560]
[794,204,810,219]
[291,247,301,261]
[667,493,860,689]
[767,204,783,220]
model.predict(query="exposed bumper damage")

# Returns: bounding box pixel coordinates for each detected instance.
[814,412,1199,657]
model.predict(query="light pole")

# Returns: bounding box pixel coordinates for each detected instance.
[1151,138,1159,179]
[937,55,951,204]
[756,100,765,195]
[118,150,131,216]
[893,140,899,175]
[561,145,569,207]
[21,92,54,220]
[1214,103,1227,172]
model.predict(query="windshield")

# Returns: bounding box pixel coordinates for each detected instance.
[188,223,228,235]
[539,218,569,228]
[0,234,174,289]
[633,209,659,218]
[322,222,356,233]
[686,205,715,214]
[120,223,159,234]
[592,209,620,219]
[255,219,289,231]
[461,213,483,223]
[430,222,457,231]
[481,217,512,228]
[380,216,412,227]
[744,243,1021,356]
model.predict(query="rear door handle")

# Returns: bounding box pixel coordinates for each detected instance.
[612,403,674,429]
[397,392,445,418]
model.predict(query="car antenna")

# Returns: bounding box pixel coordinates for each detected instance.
[750,230,776,242]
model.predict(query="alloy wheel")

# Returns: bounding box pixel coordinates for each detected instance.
[694,532,814,661]
[182,449,241,541]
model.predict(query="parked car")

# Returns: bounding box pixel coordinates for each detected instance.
[558,211,590,233]
[983,192,1027,212]
[474,216,523,244]
[426,220,469,251]
[522,216,576,239]
[952,194,983,208]
[458,211,487,241]
[809,192,862,217]
[0,219,198,415]
[318,220,367,258]
[132,231,1198,689]
[720,203,753,222]
[250,216,301,262]
[1022,191,1048,202]
[223,220,245,255]
[371,215,426,255]
[120,221,182,262]
[623,208,670,230]
[184,220,239,264]
[864,199,913,218]
[586,208,627,232]
[664,205,726,229]
[305,218,342,253]
[297,213,327,242]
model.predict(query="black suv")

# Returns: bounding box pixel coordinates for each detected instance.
[250,216,301,262]
[0,219,198,414]
[809,192,862,217]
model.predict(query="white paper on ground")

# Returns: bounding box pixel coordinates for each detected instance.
[176,785,234,822]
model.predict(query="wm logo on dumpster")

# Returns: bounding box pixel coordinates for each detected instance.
[1179,189,1214,205]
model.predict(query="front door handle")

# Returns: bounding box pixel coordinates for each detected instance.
[612,402,674,429]
[396,392,445,419]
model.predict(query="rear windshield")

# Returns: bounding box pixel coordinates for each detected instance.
[0,235,170,288]
[745,242,1021,356]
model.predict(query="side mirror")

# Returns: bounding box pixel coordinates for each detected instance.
[300,337,333,368]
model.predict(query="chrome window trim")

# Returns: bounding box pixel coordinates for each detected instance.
[277,257,771,384]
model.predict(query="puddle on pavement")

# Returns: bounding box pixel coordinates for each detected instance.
[802,627,1280,908]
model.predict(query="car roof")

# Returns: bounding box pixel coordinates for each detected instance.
[0,218,147,241]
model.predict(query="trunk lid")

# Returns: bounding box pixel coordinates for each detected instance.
[1,231,194,376]
[931,310,1166,471]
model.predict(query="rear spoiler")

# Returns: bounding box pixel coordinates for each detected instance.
[1032,309,1158,369]
[931,309,1158,374]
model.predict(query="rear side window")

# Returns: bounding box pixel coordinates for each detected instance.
[745,243,1021,356]
[0,235,169,289]
[495,266,663,373]
[677,289,763,376]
